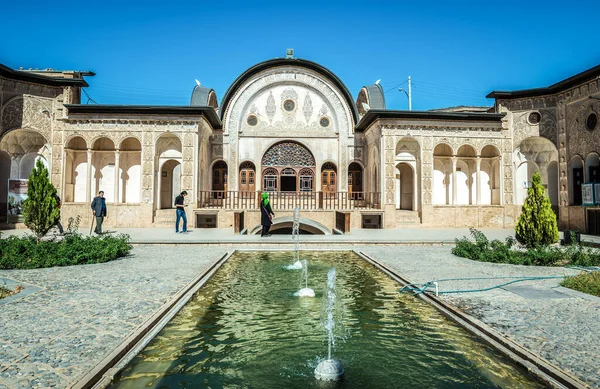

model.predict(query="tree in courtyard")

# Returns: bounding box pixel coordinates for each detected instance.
[22,159,59,243]
[515,171,559,248]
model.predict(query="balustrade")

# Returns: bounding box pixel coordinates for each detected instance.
[197,191,380,210]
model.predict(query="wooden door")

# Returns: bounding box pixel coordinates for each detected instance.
[322,170,336,194]
[239,168,255,197]
[212,162,227,199]
[348,168,363,200]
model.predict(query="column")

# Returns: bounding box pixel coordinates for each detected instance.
[476,157,481,205]
[156,159,162,210]
[86,149,92,202]
[452,157,457,205]
[413,161,418,211]
[114,149,120,203]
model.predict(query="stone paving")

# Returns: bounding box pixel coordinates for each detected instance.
[0,246,227,389]
[0,240,599,388]
[360,245,600,388]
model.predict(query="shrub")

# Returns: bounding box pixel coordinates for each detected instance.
[561,272,600,297]
[515,171,559,248]
[453,229,600,267]
[0,233,132,270]
[22,159,60,243]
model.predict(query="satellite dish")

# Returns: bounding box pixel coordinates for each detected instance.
[362,102,371,112]
[375,79,381,85]
[195,79,201,86]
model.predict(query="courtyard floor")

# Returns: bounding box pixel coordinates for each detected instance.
[0,229,599,388]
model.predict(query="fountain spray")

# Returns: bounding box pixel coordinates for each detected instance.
[314,268,344,381]
[288,206,303,269]
[294,259,315,297]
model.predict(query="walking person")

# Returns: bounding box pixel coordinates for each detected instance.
[260,192,275,237]
[175,190,188,233]
[54,192,64,235]
[90,190,107,234]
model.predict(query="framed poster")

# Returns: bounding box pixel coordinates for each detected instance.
[595,183,600,205]
[7,179,28,223]
[582,183,594,206]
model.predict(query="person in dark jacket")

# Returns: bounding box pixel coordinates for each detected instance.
[260,192,275,237]
[54,193,64,235]
[174,191,188,233]
[90,190,107,234]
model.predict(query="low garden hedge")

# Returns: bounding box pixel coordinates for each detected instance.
[452,228,600,267]
[0,232,132,270]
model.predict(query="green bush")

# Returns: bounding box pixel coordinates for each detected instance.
[561,272,600,297]
[22,159,60,243]
[515,171,559,248]
[453,228,600,267]
[0,233,132,270]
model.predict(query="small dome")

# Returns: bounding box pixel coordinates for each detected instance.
[190,85,218,110]
[356,83,386,115]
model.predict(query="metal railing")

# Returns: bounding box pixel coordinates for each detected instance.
[197,191,380,210]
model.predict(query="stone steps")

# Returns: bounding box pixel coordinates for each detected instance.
[395,210,421,226]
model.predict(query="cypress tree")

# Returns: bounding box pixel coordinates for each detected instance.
[22,159,60,243]
[515,171,559,248]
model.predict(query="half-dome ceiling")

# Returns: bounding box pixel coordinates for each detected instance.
[220,58,358,124]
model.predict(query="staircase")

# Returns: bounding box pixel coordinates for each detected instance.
[153,209,177,227]
[395,210,421,227]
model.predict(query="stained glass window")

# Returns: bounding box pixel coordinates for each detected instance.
[262,142,315,166]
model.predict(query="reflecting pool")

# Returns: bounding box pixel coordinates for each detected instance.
[109,251,545,388]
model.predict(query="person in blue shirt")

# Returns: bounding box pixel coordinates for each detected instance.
[90,190,107,234]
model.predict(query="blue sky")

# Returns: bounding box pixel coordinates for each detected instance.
[2,0,599,110]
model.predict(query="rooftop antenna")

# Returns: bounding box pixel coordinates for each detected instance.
[375,79,381,85]
[286,48,294,59]
[195,79,201,86]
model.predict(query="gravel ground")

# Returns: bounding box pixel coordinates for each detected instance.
[0,246,227,389]
[0,244,598,388]
[358,245,600,388]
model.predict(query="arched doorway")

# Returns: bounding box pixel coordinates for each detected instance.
[348,162,363,200]
[239,161,256,195]
[91,137,116,203]
[586,153,600,183]
[155,134,182,210]
[119,137,142,203]
[261,141,316,192]
[456,145,477,205]
[433,144,453,205]
[480,145,501,205]
[395,163,414,210]
[514,137,558,205]
[321,162,337,195]
[65,136,88,202]
[280,168,297,192]
[212,160,228,200]
[570,156,584,205]
[395,137,419,210]
[160,160,181,209]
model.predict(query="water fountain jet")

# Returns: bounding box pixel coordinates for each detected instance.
[315,268,344,381]
[294,259,315,297]
[287,206,303,270]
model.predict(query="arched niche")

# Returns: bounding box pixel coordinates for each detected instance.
[514,137,558,206]
[119,137,142,203]
[433,144,453,205]
[91,137,116,202]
